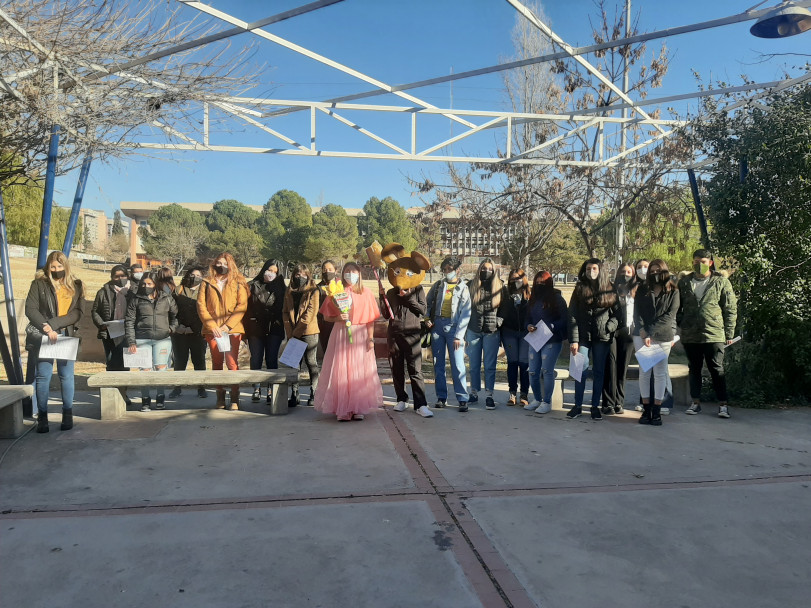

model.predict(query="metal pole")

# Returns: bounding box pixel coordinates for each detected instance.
[0,185,25,386]
[37,124,60,269]
[62,152,92,256]
[687,168,710,247]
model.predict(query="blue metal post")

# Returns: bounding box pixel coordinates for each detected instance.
[62,153,92,256]
[37,124,61,270]
[0,186,25,386]
[687,168,710,249]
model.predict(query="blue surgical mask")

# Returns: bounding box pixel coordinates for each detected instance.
[344,272,359,285]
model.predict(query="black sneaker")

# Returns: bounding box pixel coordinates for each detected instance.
[434,399,446,409]
[197,387,207,398]
[485,397,496,410]
[169,387,182,399]
[601,406,613,415]
[566,406,582,419]
[140,398,151,412]
[591,407,603,420]
[155,395,165,410]
[468,393,479,403]
[252,387,261,402]
[306,397,314,407]
[458,402,469,412]
[613,405,624,414]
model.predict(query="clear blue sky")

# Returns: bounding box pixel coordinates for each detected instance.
[54,0,811,216]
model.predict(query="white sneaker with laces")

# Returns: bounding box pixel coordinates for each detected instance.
[416,405,434,418]
[718,404,731,419]
[634,404,644,412]
[660,408,670,416]
[534,402,552,414]
[352,414,365,421]
[393,401,407,412]
[524,400,541,411]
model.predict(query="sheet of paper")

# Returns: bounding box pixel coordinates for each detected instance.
[214,334,231,353]
[279,337,307,368]
[123,346,153,369]
[634,344,668,372]
[106,320,125,339]
[722,336,742,349]
[523,321,554,352]
[38,336,80,361]
[568,350,588,383]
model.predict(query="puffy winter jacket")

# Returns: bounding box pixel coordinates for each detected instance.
[677,272,737,343]
[567,287,623,344]
[245,279,286,338]
[468,286,505,335]
[125,292,178,345]
[91,281,133,339]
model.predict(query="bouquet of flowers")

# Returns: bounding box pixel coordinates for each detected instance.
[325,278,353,343]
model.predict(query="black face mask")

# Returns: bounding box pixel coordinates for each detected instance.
[214,265,228,275]
[51,270,66,280]
[479,270,494,281]
[293,276,308,289]
[138,286,155,296]
[189,276,202,287]
[114,277,128,288]
[323,271,336,282]
[615,275,628,285]
[532,284,546,296]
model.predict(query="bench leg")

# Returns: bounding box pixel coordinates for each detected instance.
[552,379,565,410]
[0,401,24,438]
[269,383,289,416]
[100,387,126,420]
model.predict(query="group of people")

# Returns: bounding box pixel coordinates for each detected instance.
[24,246,737,433]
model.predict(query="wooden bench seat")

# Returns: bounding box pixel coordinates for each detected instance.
[87,370,300,419]
[0,385,34,438]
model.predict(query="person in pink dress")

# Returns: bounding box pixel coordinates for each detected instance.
[314,262,383,421]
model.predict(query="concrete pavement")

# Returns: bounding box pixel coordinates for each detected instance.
[1,381,810,607]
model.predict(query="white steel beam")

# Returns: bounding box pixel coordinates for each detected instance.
[180,1,478,129]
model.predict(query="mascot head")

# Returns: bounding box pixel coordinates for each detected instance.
[381,243,431,290]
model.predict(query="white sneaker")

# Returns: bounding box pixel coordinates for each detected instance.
[660,408,670,416]
[393,401,407,412]
[534,402,552,414]
[352,414,365,421]
[634,404,644,412]
[524,400,541,411]
[416,405,434,418]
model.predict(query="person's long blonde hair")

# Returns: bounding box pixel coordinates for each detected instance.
[468,258,503,308]
[41,250,78,296]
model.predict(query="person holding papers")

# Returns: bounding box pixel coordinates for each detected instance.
[524,271,568,414]
[198,252,249,410]
[465,259,505,410]
[567,259,623,420]
[245,259,287,404]
[314,262,383,421]
[170,267,208,399]
[282,264,321,408]
[677,249,738,419]
[634,260,680,426]
[498,269,531,407]
[125,272,178,412]
[91,264,133,407]
[25,251,84,433]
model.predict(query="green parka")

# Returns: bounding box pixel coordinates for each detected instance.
[676,272,737,344]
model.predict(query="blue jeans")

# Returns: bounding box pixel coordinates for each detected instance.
[135,337,172,399]
[431,318,469,404]
[465,329,500,394]
[35,358,74,415]
[501,328,529,395]
[248,333,284,371]
[528,340,563,405]
[574,341,611,409]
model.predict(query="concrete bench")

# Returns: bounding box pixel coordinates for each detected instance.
[0,385,34,438]
[559,363,690,409]
[87,370,300,420]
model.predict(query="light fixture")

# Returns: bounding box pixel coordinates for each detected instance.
[750,1,811,38]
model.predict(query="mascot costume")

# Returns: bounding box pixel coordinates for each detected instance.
[375,243,433,418]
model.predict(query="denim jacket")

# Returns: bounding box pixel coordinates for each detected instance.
[426,279,472,341]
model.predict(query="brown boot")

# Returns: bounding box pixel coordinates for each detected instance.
[229,388,240,410]
[215,388,226,409]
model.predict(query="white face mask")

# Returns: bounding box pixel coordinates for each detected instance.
[636,267,648,280]
[344,272,359,285]
[445,271,457,281]
[588,268,599,281]
[132,272,143,281]
[264,270,277,283]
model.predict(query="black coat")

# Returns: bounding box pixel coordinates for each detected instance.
[91,282,133,339]
[498,290,529,333]
[173,285,203,334]
[633,284,680,342]
[567,287,623,344]
[125,292,178,345]
[381,286,427,335]
[25,278,84,350]
[245,279,286,337]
